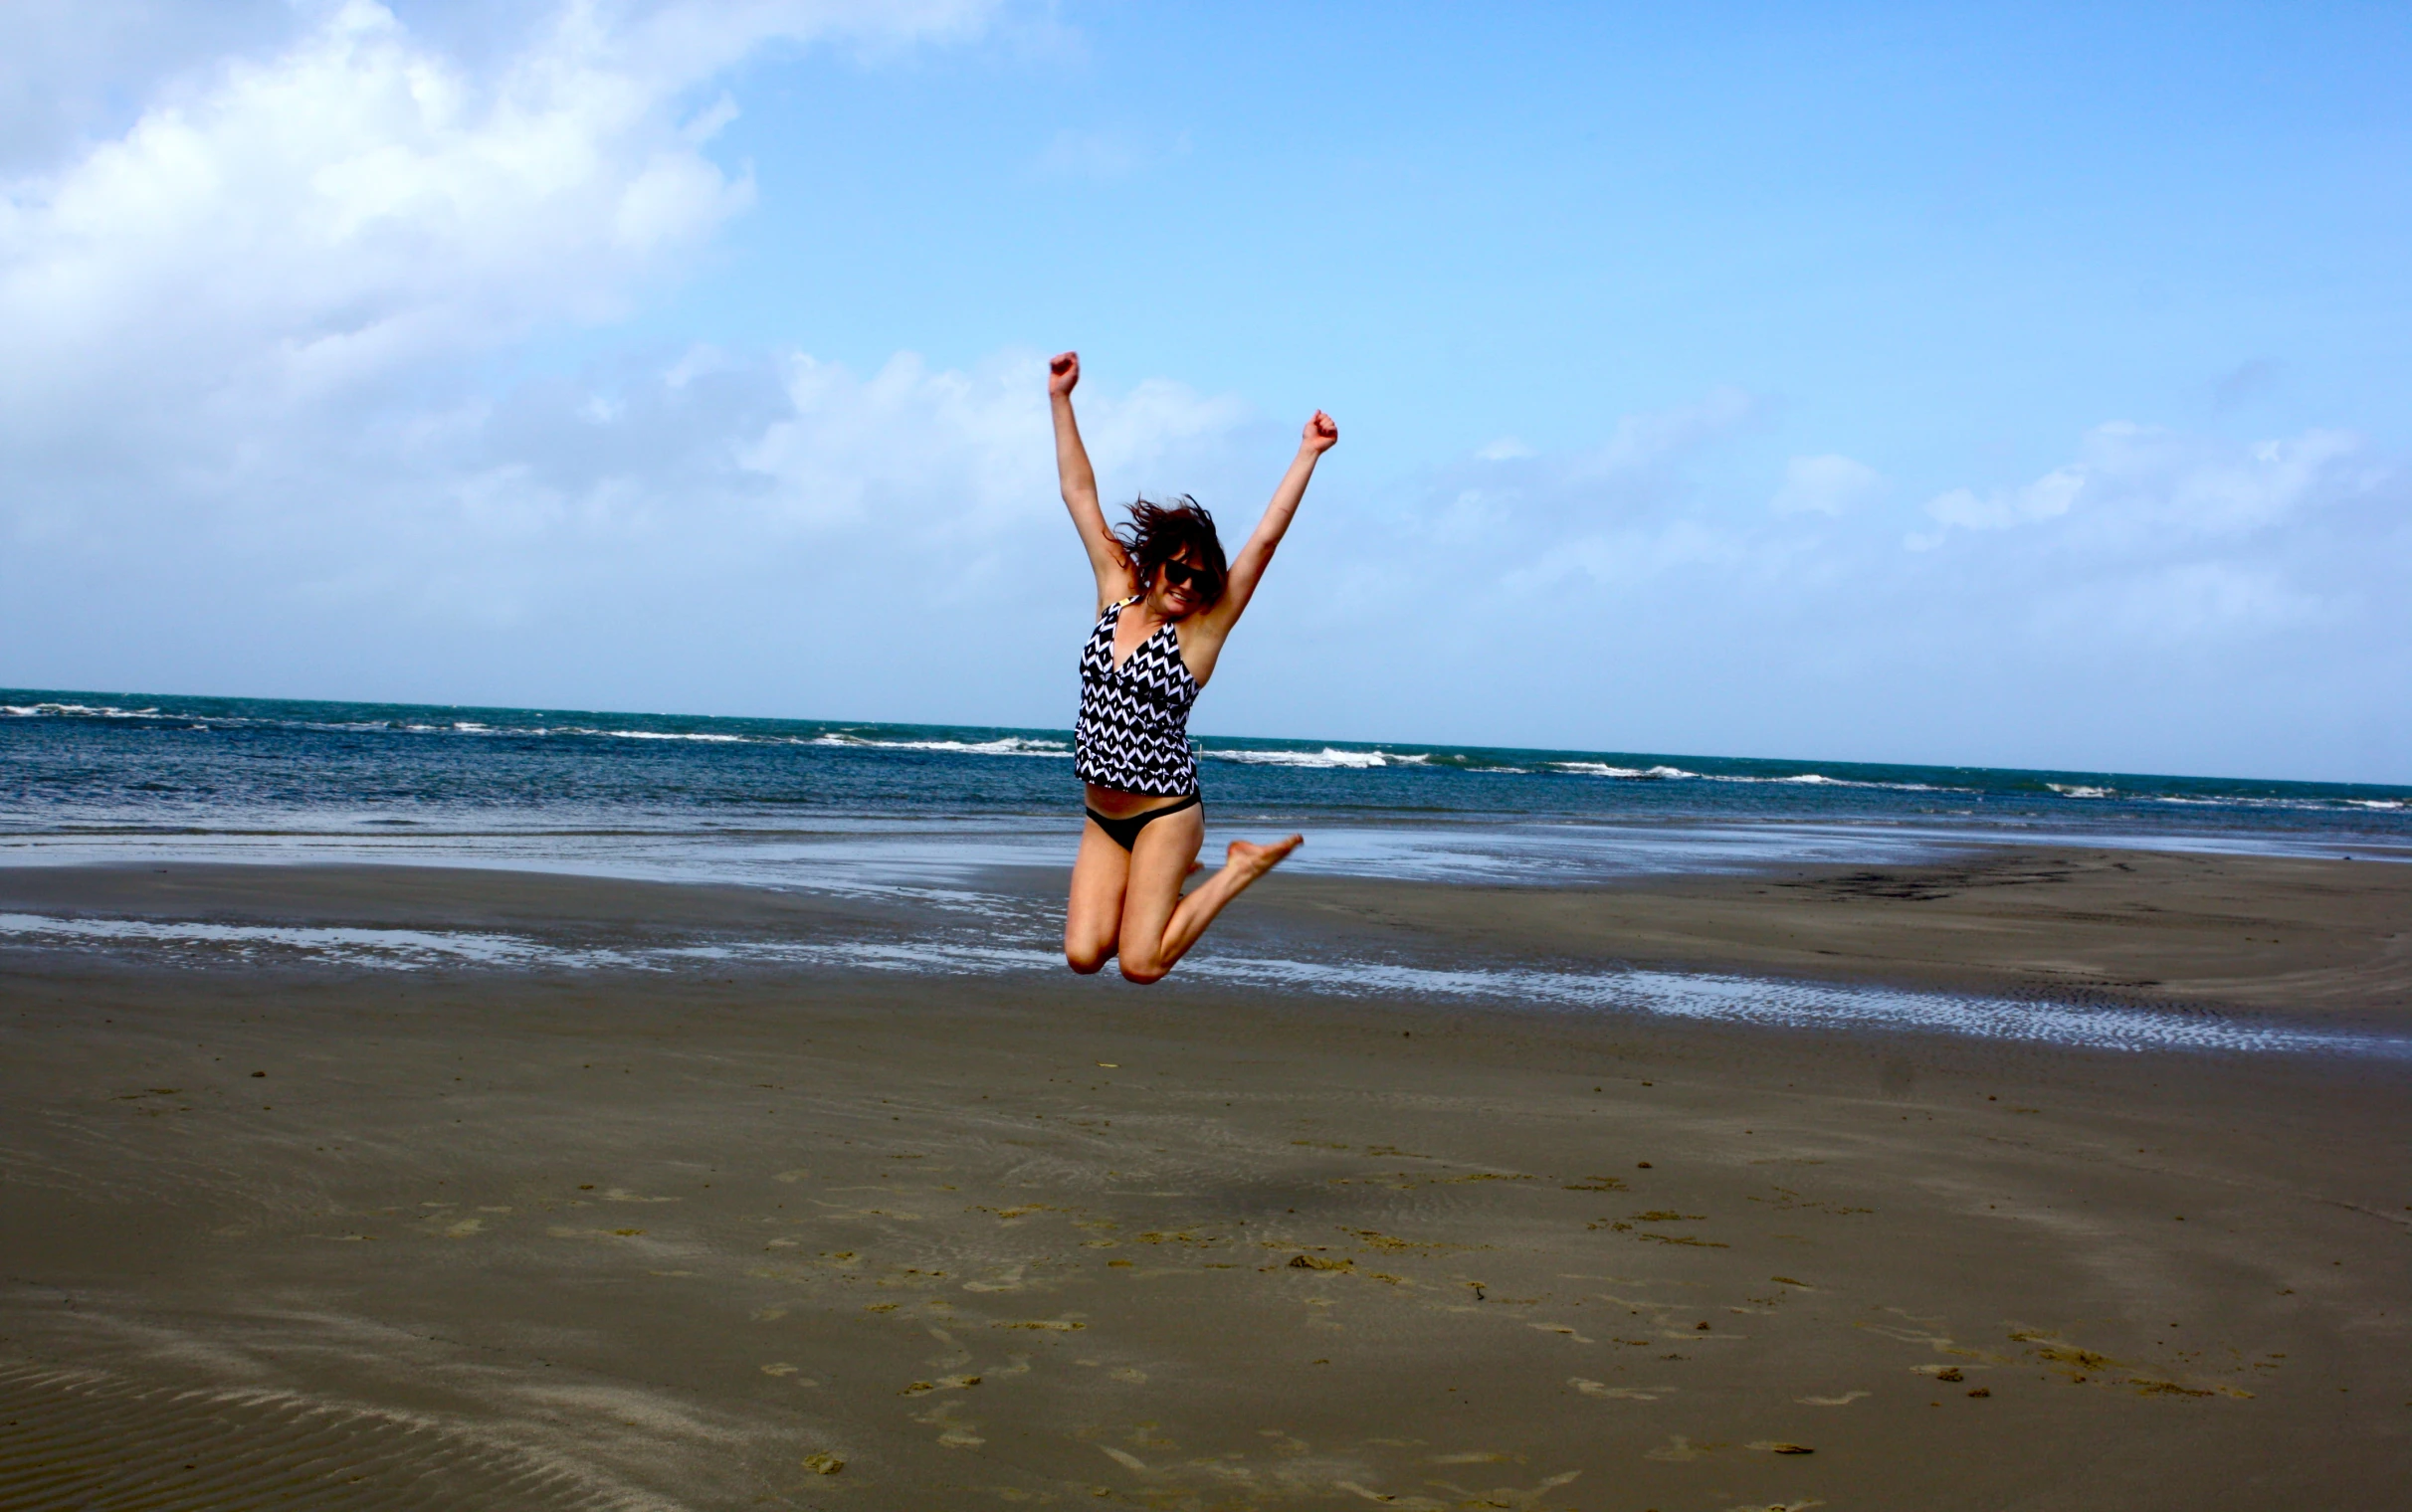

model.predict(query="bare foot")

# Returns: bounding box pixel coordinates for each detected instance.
[1187,859,1206,877]
[1225,834,1304,881]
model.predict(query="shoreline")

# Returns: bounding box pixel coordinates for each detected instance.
[3,845,2407,1038]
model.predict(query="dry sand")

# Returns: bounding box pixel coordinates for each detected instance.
[0,855,2406,1510]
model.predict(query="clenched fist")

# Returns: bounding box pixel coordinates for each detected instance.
[1049,350,1081,397]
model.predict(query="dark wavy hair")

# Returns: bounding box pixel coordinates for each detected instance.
[1115,494,1228,606]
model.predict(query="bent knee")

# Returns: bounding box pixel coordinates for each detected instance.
[1066,946,1111,975]
[1117,959,1168,985]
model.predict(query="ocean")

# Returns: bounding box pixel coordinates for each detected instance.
[7,687,2408,1059]
[5,687,2405,871]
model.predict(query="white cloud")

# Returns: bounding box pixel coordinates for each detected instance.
[1234,406,2403,777]
[741,350,1247,532]
[1913,421,2371,547]
[1292,388,1763,617]
[1585,384,1756,476]
[1771,453,1883,515]
[0,0,994,437]
[0,0,295,171]
[1918,466,2084,536]
[4,324,1255,711]
[0,0,1196,716]
[2034,560,2329,645]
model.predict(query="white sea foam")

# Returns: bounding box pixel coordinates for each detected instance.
[1715,772,1950,792]
[594,729,746,743]
[0,913,646,970]
[2048,783,2114,799]
[1205,747,1421,769]
[1549,761,1962,794]
[3,702,165,719]
[811,733,1070,757]
[371,722,1067,753]
[1554,762,1699,779]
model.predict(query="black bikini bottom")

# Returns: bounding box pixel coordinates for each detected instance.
[1084,792,1202,851]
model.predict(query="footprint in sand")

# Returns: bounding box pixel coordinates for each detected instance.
[902,1375,984,1396]
[913,1401,985,1448]
[1796,1390,1870,1407]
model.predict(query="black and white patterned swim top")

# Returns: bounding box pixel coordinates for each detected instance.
[1075,595,1201,797]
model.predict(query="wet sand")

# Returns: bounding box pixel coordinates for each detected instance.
[1248,846,2412,1020]
[1,855,2407,1509]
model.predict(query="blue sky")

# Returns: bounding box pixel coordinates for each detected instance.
[684,3,2412,463]
[4,1,2408,780]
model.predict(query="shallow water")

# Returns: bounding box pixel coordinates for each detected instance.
[6,911,2401,1062]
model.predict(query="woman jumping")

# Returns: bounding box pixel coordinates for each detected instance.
[1050,349,1337,982]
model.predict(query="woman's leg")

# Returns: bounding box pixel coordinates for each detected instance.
[1116,810,1302,984]
[1065,819,1132,973]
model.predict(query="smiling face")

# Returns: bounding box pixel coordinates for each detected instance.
[1147,548,1213,620]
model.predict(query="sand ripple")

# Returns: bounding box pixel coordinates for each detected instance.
[0,1363,663,1512]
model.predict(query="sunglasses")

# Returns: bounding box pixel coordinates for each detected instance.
[1161,559,1215,591]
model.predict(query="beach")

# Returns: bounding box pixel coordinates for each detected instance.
[11,4,2412,1506]
[3,854,2406,1510]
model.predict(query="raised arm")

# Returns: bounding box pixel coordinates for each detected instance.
[1199,410,1337,636]
[1050,351,1133,609]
